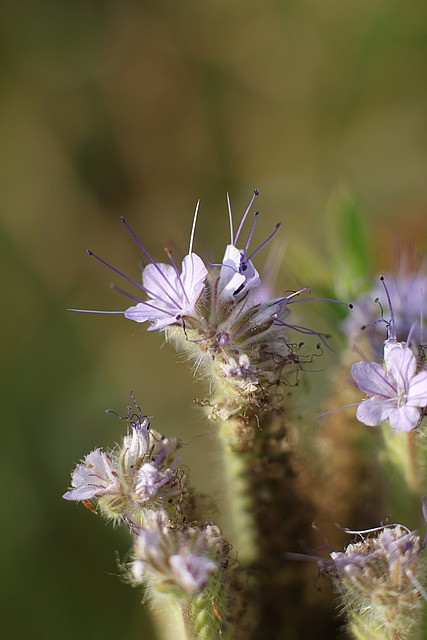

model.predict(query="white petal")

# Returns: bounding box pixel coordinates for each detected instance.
[356,398,392,426]
[407,371,427,407]
[351,361,396,398]
[218,245,245,300]
[385,344,416,389]
[388,405,420,431]
[63,486,100,501]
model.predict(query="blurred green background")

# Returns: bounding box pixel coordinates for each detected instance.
[3,1,427,638]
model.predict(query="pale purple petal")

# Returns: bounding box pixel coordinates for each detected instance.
[124,253,207,330]
[169,553,217,593]
[180,253,208,302]
[351,361,396,398]
[356,398,392,426]
[388,405,421,432]
[407,371,427,407]
[63,449,120,501]
[124,301,177,330]
[135,463,171,501]
[142,263,181,303]
[385,344,416,391]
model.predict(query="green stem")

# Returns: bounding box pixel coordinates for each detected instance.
[217,419,256,564]
[150,597,189,640]
[149,577,232,640]
[349,612,397,640]
[380,427,421,522]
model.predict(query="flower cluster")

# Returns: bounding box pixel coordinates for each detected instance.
[131,509,228,598]
[319,523,427,639]
[63,413,184,524]
[79,191,345,423]
[342,267,427,352]
[64,402,232,621]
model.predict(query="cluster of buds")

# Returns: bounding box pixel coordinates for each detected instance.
[319,522,427,639]
[131,509,229,599]
[64,402,231,626]
[342,266,427,352]
[63,409,184,524]
[77,191,345,423]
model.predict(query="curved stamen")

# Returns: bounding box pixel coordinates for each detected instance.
[87,249,179,309]
[165,248,190,305]
[188,200,200,255]
[233,188,259,245]
[243,211,259,257]
[247,222,282,261]
[112,284,176,317]
[68,308,124,314]
[111,284,144,304]
[226,192,233,244]
[380,276,396,341]
[120,217,182,306]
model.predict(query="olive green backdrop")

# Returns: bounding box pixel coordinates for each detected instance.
[2,1,427,638]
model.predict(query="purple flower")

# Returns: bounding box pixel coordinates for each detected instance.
[63,449,121,501]
[123,251,208,330]
[342,268,427,350]
[216,190,280,302]
[134,462,173,502]
[168,553,218,593]
[352,342,427,431]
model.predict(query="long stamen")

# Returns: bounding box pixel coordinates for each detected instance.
[226,192,233,244]
[113,284,176,317]
[247,223,282,261]
[188,200,200,255]
[288,297,352,308]
[165,248,190,305]
[87,250,148,292]
[111,284,144,304]
[243,212,259,257]
[380,276,396,341]
[120,217,182,306]
[87,249,176,308]
[68,308,124,314]
[233,188,259,245]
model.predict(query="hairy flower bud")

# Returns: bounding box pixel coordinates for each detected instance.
[131,509,228,598]
[320,524,427,639]
[64,413,185,523]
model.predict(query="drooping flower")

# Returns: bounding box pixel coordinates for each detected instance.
[351,341,427,431]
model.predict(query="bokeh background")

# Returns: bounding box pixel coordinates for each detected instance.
[3,1,427,638]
